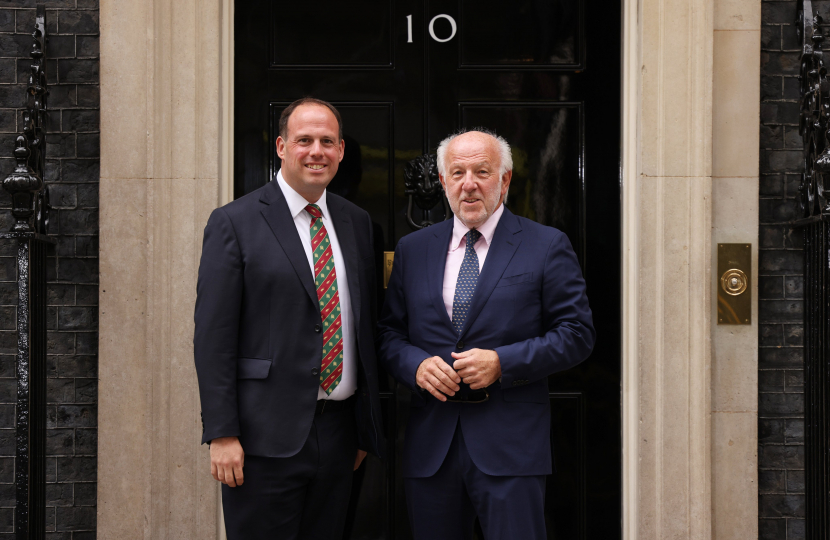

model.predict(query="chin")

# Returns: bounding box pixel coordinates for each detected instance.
[304,174,334,185]
[459,211,488,228]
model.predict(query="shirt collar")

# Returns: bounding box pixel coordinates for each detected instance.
[276,170,329,220]
[449,202,505,251]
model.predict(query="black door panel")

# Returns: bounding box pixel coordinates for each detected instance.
[235,0,620,537]
[270,2,393,67]
[459,0,582,67]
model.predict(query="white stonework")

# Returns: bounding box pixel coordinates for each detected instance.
[622,0,759,538]
[98,0,229,537]
[98,0,759,537]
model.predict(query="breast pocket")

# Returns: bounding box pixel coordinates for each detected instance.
[237,358,272,380]
[495,272,534,288]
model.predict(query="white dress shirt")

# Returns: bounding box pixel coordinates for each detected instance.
[276,171,356,400]
[442,203,505,319]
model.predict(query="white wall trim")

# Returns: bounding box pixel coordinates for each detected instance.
[621,0,640,537]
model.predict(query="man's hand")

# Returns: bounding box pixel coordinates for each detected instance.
[210,436,245,487]
[416,356,461,402]
[452,349,502,390]
[354,449,368,470]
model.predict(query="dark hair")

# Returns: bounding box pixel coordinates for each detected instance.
[278,97,343,141]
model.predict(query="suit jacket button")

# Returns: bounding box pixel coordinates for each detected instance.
[314,324,321,332]
[311,367,319,376]
[457,341,464,349]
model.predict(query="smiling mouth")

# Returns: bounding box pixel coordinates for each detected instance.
[305,164,326,170]
[462,198,480,204]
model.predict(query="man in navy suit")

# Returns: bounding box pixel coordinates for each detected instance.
[378,129,595,539]
[194,98,385,539]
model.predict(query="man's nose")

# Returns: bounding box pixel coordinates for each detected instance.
[461,173,477,192]
[309,140,324,156]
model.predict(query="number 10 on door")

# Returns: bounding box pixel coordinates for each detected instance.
[406,14,458,43]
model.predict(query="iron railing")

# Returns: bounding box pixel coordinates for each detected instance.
[796,0,830,537]
[0,5,52,539]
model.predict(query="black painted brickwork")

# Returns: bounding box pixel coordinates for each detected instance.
[0,1,98,538]
[760,1,813,538]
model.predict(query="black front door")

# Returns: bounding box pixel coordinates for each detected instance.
[234,1,621,538]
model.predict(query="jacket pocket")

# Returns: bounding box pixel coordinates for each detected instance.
[495,272,533,288]
[237,358,272,379]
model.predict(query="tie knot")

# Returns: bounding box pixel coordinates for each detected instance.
[466,229,481,247]
[306,204,322,219]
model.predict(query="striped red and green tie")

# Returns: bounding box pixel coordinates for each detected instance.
[306,204,343,395]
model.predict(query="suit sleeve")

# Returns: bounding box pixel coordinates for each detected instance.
[495,231,596,386]
[194,207,243,444]
[377,240,433,393]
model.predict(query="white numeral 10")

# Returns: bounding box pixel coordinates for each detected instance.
[406,14,458,43]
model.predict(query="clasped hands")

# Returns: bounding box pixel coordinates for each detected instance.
[415,349,502,402]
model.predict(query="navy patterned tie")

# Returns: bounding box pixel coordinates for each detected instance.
[452,229,482,335]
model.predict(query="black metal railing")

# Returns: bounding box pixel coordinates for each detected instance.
[0,5,52,539]
[796,1,830,537]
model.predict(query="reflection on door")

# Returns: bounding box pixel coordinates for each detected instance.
[235,0,621,537]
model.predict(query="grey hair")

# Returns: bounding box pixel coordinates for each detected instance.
[436,128,513,178]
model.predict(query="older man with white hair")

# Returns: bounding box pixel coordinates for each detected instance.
[379,128,595,539]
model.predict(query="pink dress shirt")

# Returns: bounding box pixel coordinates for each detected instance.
[442,203,506,320]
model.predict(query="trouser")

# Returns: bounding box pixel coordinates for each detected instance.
[405,423,547,540]
[221,404,358,540]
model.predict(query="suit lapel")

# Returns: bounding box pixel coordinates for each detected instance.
[328,197,362,329]
[427,220,455,330]
[459,208,523,337]
[258,182,318,309]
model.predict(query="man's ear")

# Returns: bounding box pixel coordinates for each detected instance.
[276,136,285,160]
[501,170,513,193]
[439,173,447,191]
[338,138,345,163]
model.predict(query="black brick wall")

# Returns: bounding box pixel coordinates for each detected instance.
[0,1,98,538]
[761,1,809,538]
